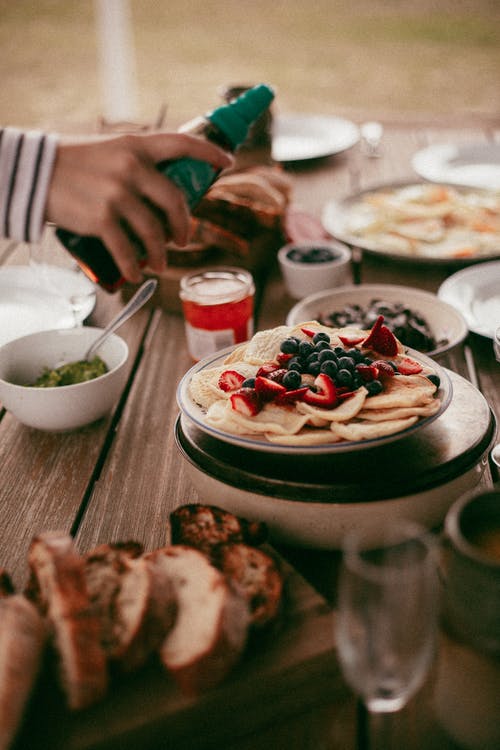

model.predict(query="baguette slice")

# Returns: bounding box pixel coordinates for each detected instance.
[148,546,249,695]
[169,504,267,556]
[211,543,284,628]
[28,532,108,710]
[0,595,47,750]
[84,543,177,672]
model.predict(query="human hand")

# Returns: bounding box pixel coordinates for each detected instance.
[45,132,233,283]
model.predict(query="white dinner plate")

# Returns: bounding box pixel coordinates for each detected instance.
[438,260,500,339]
[272,114,360,163]
[322,181,500,264]
[0,265,96,347]
[412,142,500,191]
[177,344,452,456]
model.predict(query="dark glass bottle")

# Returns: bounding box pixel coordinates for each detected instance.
[55,84,274,292]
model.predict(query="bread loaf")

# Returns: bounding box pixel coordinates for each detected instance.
[28,532,108,710]
[0,595,47,750]
[169,503,267,556]
[148,546,249,695]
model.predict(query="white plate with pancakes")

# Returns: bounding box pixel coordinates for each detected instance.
[177,329,452,456]
[322,181,500,264]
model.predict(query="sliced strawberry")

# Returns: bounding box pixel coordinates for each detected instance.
[303,373,337,408]
[218,370,246,392]
[266,368,288,384]
[361,315,398,357]
[254,376,287,401]
[256,363,279,377]
[337,390,356,400]
[372,360,396,379]
[300,326,317,338]
[276,386,309,404]
[338,334,364,347]
[230,388,262,416]
[396,356,423,375]
[277,352,293,365]
[355,363,378,382]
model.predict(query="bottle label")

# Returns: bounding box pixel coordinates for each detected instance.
[162,158,217,210]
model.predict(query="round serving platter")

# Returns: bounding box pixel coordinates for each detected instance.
[175,370,496,548]
[322,180,500,265]
[176,344,452,455]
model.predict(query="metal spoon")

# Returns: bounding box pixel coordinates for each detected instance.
[85,278,158,360]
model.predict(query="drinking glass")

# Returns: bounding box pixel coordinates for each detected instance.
[336,521,439,749]
[29,224,96,325]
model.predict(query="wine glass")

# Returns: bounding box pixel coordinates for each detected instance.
[29,224,96,325]
[336,521,439,749]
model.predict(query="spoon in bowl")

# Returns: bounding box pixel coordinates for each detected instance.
[85,278,158,361]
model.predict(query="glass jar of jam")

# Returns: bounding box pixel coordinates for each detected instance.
[179,267,255,361]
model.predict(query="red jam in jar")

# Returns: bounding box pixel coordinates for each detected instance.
[179,267,255,361]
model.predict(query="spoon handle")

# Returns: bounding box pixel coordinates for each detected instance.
[85,278,158,360]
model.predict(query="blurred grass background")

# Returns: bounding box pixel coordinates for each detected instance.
[1,0,499,130]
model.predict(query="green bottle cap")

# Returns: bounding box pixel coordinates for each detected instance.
[208,83,275,149]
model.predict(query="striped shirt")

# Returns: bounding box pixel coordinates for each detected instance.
[0,126,58,243]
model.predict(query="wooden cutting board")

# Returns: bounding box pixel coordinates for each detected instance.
[13,555,350,750]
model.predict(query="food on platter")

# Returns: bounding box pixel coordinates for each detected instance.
[187,318,443,446]
[330,183,500,260]
[317,298,443,353]
[0,507,284,744]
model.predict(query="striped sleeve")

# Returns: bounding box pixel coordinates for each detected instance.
[0,126,59,243]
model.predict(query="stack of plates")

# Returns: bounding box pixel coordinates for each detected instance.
[175,350,495,549]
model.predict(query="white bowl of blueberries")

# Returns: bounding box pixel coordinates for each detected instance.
[278,240,352,299]
[286,283,469,358]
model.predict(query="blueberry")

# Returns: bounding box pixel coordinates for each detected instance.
[282,370,302,389]
[366,379,383,396]
[337,369,353,387]
[298,340,314,359]
[315,340,331,352]
[318,348,336,363]
[307,360,321,376]
[280,337,299,354]
[288,357,303,372]
[427,374,440,388]
[320,360,338,378]
[334,346,345,356]
[241,378,255,388]
[338,356,355,372]
[313,332,330,344]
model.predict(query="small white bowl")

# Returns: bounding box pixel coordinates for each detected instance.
[278,240,352,299]
[286,283,469,358]
[0,327,129,431]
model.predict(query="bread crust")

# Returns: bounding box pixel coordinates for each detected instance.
[28,532,108,710]
[0,595,47,750]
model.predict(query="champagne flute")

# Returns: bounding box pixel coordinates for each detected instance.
[336,521,439,750]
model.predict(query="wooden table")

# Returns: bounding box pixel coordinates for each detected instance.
[1,118,499,750]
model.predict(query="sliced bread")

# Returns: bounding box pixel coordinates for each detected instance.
[147,545,249,695]
[27,532,108,710]
[84,543,176,672]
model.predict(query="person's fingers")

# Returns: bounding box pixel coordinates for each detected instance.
[129,160,192,246]
[100,221,144,284]
[115,190,172,272]
[133,132,234,171]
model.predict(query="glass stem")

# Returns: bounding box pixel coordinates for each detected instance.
[369,710,393,750]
